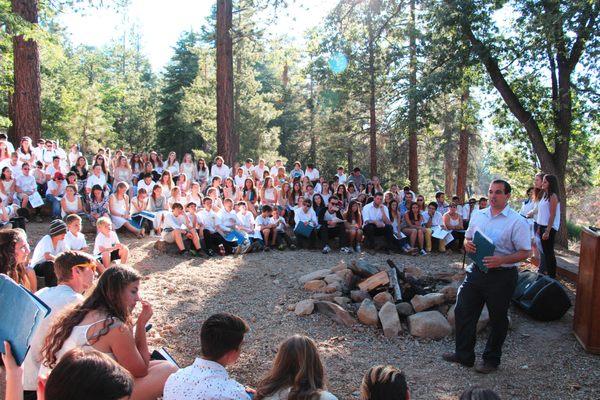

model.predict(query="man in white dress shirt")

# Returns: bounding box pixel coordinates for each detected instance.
[422,201,446,252]
[164,313,252,400]
[443,179,531,374]
[362,192,395,252]
[210,156,230,181]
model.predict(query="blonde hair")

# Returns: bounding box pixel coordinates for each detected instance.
[96,216,111,228]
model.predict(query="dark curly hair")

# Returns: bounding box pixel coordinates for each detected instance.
[0,228,28,285]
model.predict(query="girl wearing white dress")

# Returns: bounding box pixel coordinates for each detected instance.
[109,182,143,237]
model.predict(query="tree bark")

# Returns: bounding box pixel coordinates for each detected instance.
[456,88,469,203]
[10,0,41,144]
[407,0,419,193]
[308,74,316,164]
[216,0,235,165]
[443,123,454,196]
[367,2,377,177]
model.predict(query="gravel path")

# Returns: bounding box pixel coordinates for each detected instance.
[2,223,599,399]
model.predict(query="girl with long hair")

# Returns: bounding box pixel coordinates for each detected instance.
[148,184,167,235]
[18,137,35,164]
[442,203,465,252]
[113,156,133,194]
[243,178,258,215]
[402,201,426,255]
[130,153,143,177]
[148,151,163,174]
[0,140,10,162]
[159,170,174,199]
[0,228,35,291]
[179,153,197,182]
[312,193,325,215]
[71,156,89,194]
[256,335,337,400]
[196,158,209,189]
[109,182,143,237]
[261,177,278,206]
[165,151,180,182]
[223,177,239,201]
[41,266,177,400]
[89,184,110,224]
[186,181,203,207]
[176,172,190,196]
[278,182,291,208]
[336,184,348,210]
[345,199,364,253]
[0,166,16,206]
[290,181,303,208]
[536,174,561,278]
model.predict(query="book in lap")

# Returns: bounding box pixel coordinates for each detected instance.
[151,347,180,368]
[468,231,496,273]
[0,274,50,365]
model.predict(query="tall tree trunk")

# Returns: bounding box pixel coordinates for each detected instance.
[367,2,377,177]
[347,148,354,172]
[443,122,454,195]
[10,0,41,144]
[407,0,419,192]
[308,73,316,164]
[456,88,469,202]
[216,0,235,165]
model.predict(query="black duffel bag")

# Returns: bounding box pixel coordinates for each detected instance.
[512,270,571,321]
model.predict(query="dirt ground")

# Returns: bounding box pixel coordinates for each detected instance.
[2,222,599,399]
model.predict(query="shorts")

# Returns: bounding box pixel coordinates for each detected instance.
[97,249,120,262]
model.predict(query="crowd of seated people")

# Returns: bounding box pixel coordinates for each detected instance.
[0,135,493,261]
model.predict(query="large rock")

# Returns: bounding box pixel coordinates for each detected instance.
[358,299,379,326]
[358,271,390,292]
[408,311,452,339]
[314,301,356,327]
[440,282,460,302]
[351,290,371,303]
[379,302,402,338]
[330,260,347,273]
[324,282,342,293]
[349,260,379,277]
[411,293,446,312]
[311,292,341,301]
[404,265,425,279]
[335,269,355,288]
[333,296,350,307]
[294,300,315,316]
[304,280,326,292]
[324,273,342,284]
[299,269,332,284]
[447,304,490,332]
[396,302,415,317]
[373,292,394,309]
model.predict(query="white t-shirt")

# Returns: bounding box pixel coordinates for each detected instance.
[304,168,320,181]
[197,209,219,233]
[22,285,83,390]
[64,230,87,251]
[217,209,240,233]
[163,212,188,230]
[421,210,443,227]
[30,235,69,268]
[270,165,283,177]
[94,230,120,255]
[210,164,230,180]
[46,180,66,197]
[86,173,107,189]
[16,174,37,194]
[234,175,246,188]
[252,165,267,180]
[361,202,390,226]
[137,179,156,194]
[255,214,273,228]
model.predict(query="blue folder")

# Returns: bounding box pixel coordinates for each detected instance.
[0,274,50,365]
[468,231,496,273]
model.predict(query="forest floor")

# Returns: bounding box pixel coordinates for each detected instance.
[2,222,599,400]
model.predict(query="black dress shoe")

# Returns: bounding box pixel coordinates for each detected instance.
[442,352,474,367]
[474,361,498,374]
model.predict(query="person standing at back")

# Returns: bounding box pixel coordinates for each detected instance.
[443,179,531,374]
[535,174,560,279]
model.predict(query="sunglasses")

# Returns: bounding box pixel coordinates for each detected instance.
[74,262,97,272]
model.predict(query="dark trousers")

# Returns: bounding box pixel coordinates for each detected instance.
[319,223,348,247]
[538,225,557,279]
[296,230,318,249]
[363,223,394,249]
[450,230,465,251]
[276,231,294,247]
[454,265,518,367]
[203,230,235,254]
[23,391,37,400]
[33,261,57,287]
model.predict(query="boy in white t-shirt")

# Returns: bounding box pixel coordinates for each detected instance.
[64,214,89,252]
[255,205,277,251]
[94,216,129,273]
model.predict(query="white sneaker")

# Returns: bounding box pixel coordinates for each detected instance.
[355,244,362,253]
[340,247,351,254]
[322,245,331,254]
[241,242,252,254]
[420,249,427,256]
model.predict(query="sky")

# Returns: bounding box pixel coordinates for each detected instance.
[57,0,339,72]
